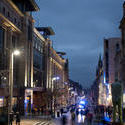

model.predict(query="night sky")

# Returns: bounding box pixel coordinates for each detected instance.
[33,0,123,88]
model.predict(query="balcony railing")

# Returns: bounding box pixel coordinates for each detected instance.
[0,0,23,31]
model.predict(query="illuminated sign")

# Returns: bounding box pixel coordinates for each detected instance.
[0,98,4,107]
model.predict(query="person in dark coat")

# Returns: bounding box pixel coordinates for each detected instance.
[60,108,63,116]
[87,111,93,125]
[9,112,14,125]
[71,111,75,125]
[16,112,20,125]
[61,115,67,125]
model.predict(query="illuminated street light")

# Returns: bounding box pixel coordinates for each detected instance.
[52,76,60,91]
[52,76,60,81]
[64,82,67,85]
[51,76,60,117]
[13,50,20,55]
[9,49,20,113]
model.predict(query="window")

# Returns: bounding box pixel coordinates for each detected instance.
[3,7,5,15]
[7,12,10,18]
[33,50,43,70]
[116,43,120,52]
[123,30,125,41]
[41,47,43,53]
[38,44,40,51]
[105,52,108,61]
[12,35,16,48]
[14,18,17,24]
[33,41,35,48]
[35,42,37,49]
[0,27,5,70]
[18,22,20,27]
[0,27,5,49]
[105,40,108,48]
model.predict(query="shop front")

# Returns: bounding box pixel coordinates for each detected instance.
[25,89,33,115]
[33,88,47,115]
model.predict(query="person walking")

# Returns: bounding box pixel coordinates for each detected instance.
[16,112,20,125]
[9,112,14,125]
[61,115,67,125]
[60,108,63,116]
[71,111,75,125]
[87,111,93,125]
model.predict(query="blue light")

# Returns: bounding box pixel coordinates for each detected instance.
[80,100,85,105]
[103,116,111,122]
[104,72,106,84]
[78,104,85,108]
[56,76,60,80]
[52,76,60,81]
[24,99,28,103]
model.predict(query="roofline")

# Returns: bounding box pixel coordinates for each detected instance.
[30,0,40,11]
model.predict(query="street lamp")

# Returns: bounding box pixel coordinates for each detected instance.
[52,76,60,91]
[51,76,60,117]
[9,49,20,113]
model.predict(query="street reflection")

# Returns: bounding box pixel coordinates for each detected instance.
[77,114,85,123]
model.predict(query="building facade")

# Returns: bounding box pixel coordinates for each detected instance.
[91,55,107,106]
[103,38,121,84]
[0,0,70,116]
[0,0,39,114]
[103,38,121,106]
[119,2,125,107]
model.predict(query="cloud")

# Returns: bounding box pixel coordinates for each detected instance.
[34,0,123,87]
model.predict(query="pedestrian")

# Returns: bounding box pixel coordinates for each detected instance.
[37,108,40,116]
[16,112,20,125]
[9,112,14,125]
[61,115,67,125]
[31,108,35,116]
[87,111,93,125]
[60,108,63,116]
[71,111,75,125]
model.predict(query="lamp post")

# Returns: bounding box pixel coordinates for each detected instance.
[9,49,20,113]
[52,76,60,92]
[51,76,60,117]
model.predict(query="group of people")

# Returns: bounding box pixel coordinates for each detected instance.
[94,106,112,118]
[31,107,50,116]
[61,108,76,125]
[9,112,20,125]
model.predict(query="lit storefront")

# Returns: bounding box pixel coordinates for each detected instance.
[123,91,125,108]
[0,97,4,108]
[24,89,33,115]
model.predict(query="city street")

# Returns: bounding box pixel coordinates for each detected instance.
[54,111,97,125]
[1,0,125,125]
[10,110,108,125]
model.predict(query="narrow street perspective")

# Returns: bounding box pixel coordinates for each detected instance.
[0,0,125,125]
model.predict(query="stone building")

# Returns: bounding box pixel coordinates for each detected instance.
[119,2,125,107]
[34,27,69,114]
[103,38,121,106]
[0,0,70,116]
[48,44,69,112]
[103,38,121,84]
[0,0,39,114]
[91,55,106,106]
